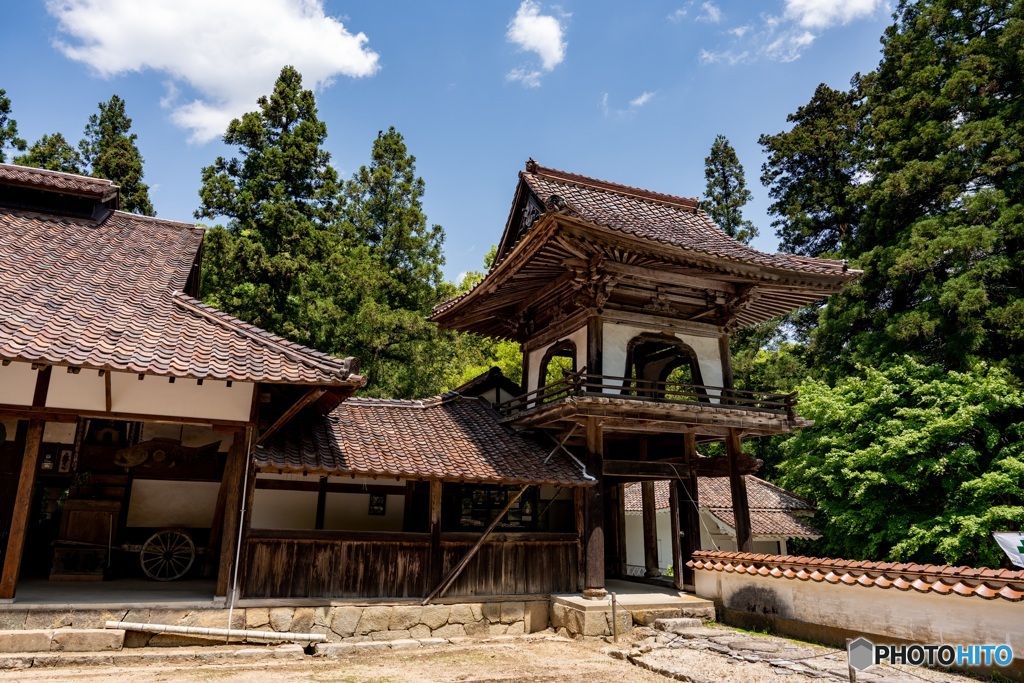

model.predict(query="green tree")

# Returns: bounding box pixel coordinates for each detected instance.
[0,89,26,162]
[15,133,83,173]
[80,95,154,215]
[759,82,864,258]
[703,134,757,244]
[780,357,1024,568]
[196,65,341,346]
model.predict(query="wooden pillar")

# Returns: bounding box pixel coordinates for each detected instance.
[615,483,627,577]
[680,433,701,588]
[719,336,734,404]
[583,417,605,597]
[586,313,603,377]
[668,480,684,590]
[641,481,660,577]
[0,419,44,600]
[520,342,531,394]
[314,477,328,530]
[726,429,753,553]
[215,427,250,598]
[574,487,585,592]
[428,480,443,593]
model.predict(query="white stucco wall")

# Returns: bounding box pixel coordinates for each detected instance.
[109,373,254,422]
[251,473,406,532]
[602,322,723,396]
[526,325,588,393]
[624,510,674,574]
[0,361,37,406]
[695,569,1023,668]
[126,479,221,528]
[46,368,106,411]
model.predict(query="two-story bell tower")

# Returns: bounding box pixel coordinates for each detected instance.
[432,161,859,596]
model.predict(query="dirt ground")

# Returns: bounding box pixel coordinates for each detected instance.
[0,630,988,683]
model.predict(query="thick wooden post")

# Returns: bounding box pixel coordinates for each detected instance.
[583,417,605,597]
[680,433,701,588]
[668,481,684,590]
[428,480,443,593]
[641,481,660,577]
[586,313,603,378]
[719,336,734,404]
[615,483,627,577]
[726,429,753,553]
[0,419,44,600]
[215,428,250,598]
[574,487,585,592]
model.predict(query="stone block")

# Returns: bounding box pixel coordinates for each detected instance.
[369,630,410,641]
[290,608,316,634]
[431,623,466,638]
[355,607,392,636]
[525,601,548,633]
[269,608,293,632]
[354,641,389,651]
[549,603,567,630]
[389,606,422,631]
[481,602,502,623]
[506,621,526,635]
[409,624,431,639]
[500,602,525,624]
[123,609,152,626]
[464,620,489,637]
[447,604,476,625]
[274,644,306,659]
[313,607,331,628]
[146,633,220,647]
[145,609,192,626]
[653,617,703,634]
[23,611,73,630]
[245,608,270,629]
[487,623,508,635]
[470,604,484,622]
[0,611,28,631]
[179,610,243,631]
[0,656,33,670]
[314,641,360,657]
[330,607,363,637]
[420,605,450,629]
[419,637,447,646]
[51,629,124,652]
[122,631,153,648]
[389,639,421,650]
[0,629,53,653]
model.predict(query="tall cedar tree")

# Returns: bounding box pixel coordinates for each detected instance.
[702,134,757,244]
[15,133,83,174]
[80,96,154,215]
[0,89,26,162]
[196,66,341,347]
[338,128,452,398]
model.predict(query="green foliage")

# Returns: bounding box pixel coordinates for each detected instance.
[0,89,26,162]
[80,95,154,215]
[779,357,1024,568]
[703,134,757,244]
[15,133,83,173]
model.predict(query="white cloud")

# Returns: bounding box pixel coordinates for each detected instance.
[506,0,567,86]
[696,1,723,23]
[784,0,882,29]
[729,25,752,38]
[699,48,749,65]
[764,29,816,62]
[630,91,656,108]
[47,0,380,143]
[667,3,693,22]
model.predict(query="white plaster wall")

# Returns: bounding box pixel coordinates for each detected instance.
[251,488,317,530]
[323,492,404,532]
[126,479,220,528]
[695,570,1024,665]
[110,373,254,422]
[0,361,37,406]
[624,511,674,572]
[141,423,233,452]
[526,325,588,393]
[42,421,77,444]
[603,323,723,396]
[46,368,106,411]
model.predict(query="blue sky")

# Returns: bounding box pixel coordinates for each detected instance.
[1,0,892,282]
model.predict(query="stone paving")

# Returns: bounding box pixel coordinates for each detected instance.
[609,623,977,683]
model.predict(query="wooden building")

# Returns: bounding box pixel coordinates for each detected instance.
[431,160,860,595]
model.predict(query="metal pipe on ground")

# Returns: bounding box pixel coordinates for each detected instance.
[104,620,327,643]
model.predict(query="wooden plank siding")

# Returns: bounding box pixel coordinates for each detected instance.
[241,532,577,599]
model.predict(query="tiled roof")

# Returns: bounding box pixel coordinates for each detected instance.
[521,163,853,277]
[0,167,362,385]
[688,550,1024,602]
[0,164,118,200]
[255,393,594,487]
[623,477,820,538]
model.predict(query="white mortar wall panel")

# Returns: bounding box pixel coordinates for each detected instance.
[42,421,77,444]
[603,323,723,397]
[45,368,106,410]
[109,373,254,422]
[526,325,588,393]
[126,479,220,528]
[0,361,38,406]
[323,493,405,532]
[695,569,1024,663]
[251,488,317,530]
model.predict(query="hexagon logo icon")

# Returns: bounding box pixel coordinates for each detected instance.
[848,637,875,671]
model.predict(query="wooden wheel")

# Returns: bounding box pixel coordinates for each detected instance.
[140,529,195,581]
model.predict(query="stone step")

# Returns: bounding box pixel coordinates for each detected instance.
[0,628,125,654]
[652,617,704,634]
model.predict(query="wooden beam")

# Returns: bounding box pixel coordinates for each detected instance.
[574,487,585,592]
[616,483,627,577]
[104,370,112,413]
[603,459,691,479]
[641,480,660,578]
[428,480,443,591]
[601,261,739,295]
[32,366,52,407]
[0,420,44,600]
[215,428,250,598]
[255,387,326,446]
[0,403,250,428]
[681,433,701,589]
[726,429,753,553]
[583,417,605,597]
[314,477,328,530]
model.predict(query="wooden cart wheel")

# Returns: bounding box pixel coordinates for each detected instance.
[140,529,195,581]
